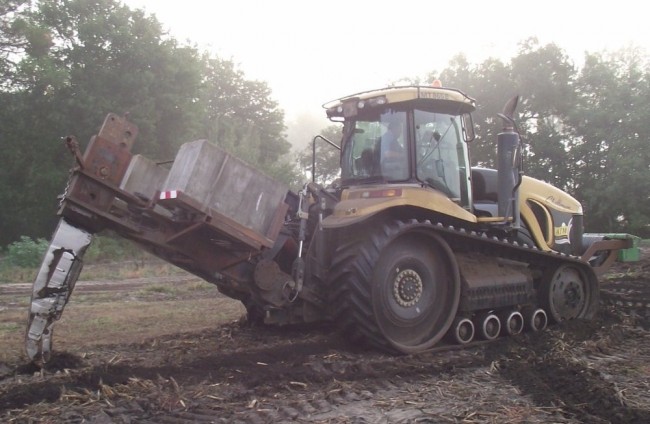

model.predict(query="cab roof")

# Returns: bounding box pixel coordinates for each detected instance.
[324,85,476,119]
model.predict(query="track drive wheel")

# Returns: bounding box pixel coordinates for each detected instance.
[330,220,460,354]
[540,263,599,323]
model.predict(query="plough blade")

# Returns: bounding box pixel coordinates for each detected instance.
[25,219,92,363]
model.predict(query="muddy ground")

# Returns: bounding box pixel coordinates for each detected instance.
[1,252,649,423]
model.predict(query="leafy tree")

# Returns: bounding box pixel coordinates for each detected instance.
[434,40,650,236]
[437,39,577,182]
[198,57,289,164]
[0,0,32,86]
[436,53,514,167]
[508,39,578,191]
[297,124,342,185]
[26,0,205,159]
[569,48,650,235]
[0,0,297,246]
[0,0,200,244]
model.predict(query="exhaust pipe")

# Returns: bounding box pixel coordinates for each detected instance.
[497,95,522,228]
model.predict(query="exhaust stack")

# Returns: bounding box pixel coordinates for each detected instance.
[497,96,521,227]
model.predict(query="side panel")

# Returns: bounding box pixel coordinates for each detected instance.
[475,168,583,253]
[323,185,477,229]
[519,177,582,253]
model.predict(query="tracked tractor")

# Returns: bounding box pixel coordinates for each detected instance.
[25,83,638,362]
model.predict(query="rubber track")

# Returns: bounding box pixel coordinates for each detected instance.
[328,219,599,353]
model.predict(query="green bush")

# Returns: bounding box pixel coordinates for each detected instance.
[85,233,148,263]
[5,236,49,268]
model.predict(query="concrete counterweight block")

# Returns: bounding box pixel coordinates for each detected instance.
[163,139,289,239]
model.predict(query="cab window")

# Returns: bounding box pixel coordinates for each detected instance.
[414,110,466,201]
[340,110,408,183]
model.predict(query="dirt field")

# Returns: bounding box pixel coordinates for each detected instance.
[1,252,649,423]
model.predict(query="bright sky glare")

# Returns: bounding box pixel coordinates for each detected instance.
[123,0,647,122]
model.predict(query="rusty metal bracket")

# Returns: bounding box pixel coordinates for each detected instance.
[581,238,633,276]
[64,136,85,169]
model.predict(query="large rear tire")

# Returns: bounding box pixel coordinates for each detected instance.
[330,220,460,354]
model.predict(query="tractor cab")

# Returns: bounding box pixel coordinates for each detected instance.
[325,84,477,210]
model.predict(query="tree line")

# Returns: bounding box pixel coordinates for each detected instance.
[0,0,298,246]
[0,0,648,249]
[302,40,650,237]
[435,39,650,237]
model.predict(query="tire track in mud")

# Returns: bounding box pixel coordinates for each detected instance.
[0,323,495,422]
[489,273,650,424]
[601,278,650,330]
[498,356,650,423]
[115,348,494,424]
[3,277,650,423]
[492,319,650,424]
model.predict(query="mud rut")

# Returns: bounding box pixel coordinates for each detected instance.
[1,263,650,423]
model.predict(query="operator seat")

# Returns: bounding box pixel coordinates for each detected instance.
[472,169,499,217]
[471,169,497,202]
[472,170,487,201]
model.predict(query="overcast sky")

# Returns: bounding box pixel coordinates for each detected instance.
[123,0,647,122]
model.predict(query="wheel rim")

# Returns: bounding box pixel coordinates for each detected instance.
[546,265,589,322]
[504,311,524,336]
[531,309,548,331]
[481,314,501,340]
[373,235,460,353]
[453,318,474,344]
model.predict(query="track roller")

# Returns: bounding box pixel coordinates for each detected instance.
[448,317,474,344]
[474,312,501,340]
[522,307,548,332]
[498,310,524,336]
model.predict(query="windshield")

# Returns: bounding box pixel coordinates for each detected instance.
[339,108,468,204]
[340,109,409,183]
[414,110,466,200]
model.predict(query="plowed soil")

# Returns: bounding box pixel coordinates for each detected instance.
[1,251,649,424]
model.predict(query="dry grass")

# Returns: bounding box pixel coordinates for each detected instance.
[0,270,245,364]
[0,266,36,284]
[80,260,189,281]
[55,295,244,348]
[0,258,188,285]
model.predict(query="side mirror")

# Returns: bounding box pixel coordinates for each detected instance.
[461,113,476,142]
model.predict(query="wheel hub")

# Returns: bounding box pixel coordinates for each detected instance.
[550,268,586,319]
[392,268,423,307]
[563,281,581,307]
